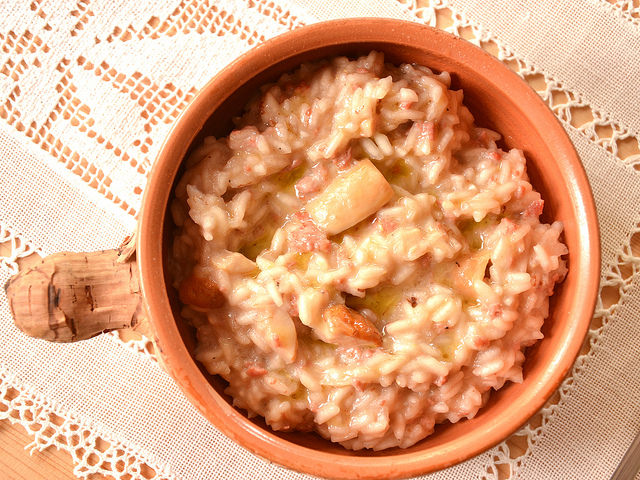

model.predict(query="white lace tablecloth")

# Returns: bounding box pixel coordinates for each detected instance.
[1,1,639,479]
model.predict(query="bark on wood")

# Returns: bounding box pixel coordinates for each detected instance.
[5,235,142,342]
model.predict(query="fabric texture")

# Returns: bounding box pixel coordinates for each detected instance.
[1,0,638,478]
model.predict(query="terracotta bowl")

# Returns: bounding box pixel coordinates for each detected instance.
[138,18,600,479]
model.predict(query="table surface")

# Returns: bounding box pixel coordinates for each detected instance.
[2,16,638,480]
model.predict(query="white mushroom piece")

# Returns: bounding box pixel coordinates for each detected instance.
[305,159,394,235]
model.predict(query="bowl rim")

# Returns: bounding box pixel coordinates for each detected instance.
[138,18,600,479]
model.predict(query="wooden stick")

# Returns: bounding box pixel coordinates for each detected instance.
[4,235,143,342]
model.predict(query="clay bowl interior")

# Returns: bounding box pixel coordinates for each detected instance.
[139,19,600,479]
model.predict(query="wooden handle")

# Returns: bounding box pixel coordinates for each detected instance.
[4,236,143,342]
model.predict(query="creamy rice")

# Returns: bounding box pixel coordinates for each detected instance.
[170,52,568,450]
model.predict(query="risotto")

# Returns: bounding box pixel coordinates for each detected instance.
[170,52,568,450]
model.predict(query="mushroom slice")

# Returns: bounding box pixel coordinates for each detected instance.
[320,304,383,347]
[179,273,225,309]
[305,159,393,235]
[264,308,298,363]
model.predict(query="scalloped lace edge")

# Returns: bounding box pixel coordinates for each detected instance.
[0,366,171,480]
[603,0,640,29]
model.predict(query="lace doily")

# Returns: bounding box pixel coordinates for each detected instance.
[1,1,639,479]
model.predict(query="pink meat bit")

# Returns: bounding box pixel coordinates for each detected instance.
[229,126,259,150]
[294,163,329,200]
[434,375,448,387]
[341,347,360,362]
[286,296,299,317]
[489,304,503,318]
[523,199,544,217]
[418,121,436,141]
[501,218,518,234]
[288,211,331,254]
[399,101,414,110]
[336,346,374,363]
[419,253,433,269]
[356,67,369,73]
[514,184,527,199]
[246,365,267,377]
[376,216,399,235]
[512,165,525,178]
[487,150,502,161]
[331,147,354,170]
[302,107,312,127]
[471,336,490,349]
